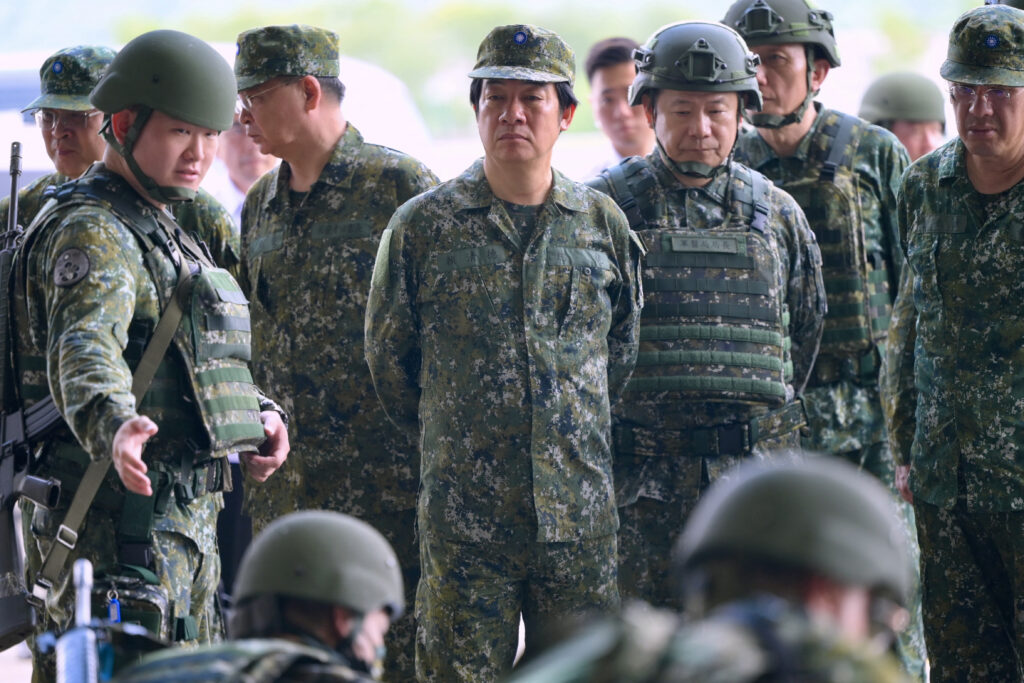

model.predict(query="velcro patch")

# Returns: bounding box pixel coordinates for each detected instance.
[54,248,90,287]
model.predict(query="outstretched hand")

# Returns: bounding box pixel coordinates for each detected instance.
[112,416,158,496]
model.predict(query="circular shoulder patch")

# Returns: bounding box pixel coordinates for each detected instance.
[54,248,90,287]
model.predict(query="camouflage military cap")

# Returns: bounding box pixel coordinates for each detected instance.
[468,24,575,87]
[941,5,1024,86]
[22,45,116,113]
[986,0,1024,11]
[235,24,340,91]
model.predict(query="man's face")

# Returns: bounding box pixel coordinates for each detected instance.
[237,76,304,158]
[130,110,219,193]
[590,61,650,158]
[646,90,739,172]
[39,108,106,178]
[951,83,1024,163]
[476,79,574,167]
[751,43,811,117]
[220,118,279,192]
[889,120,944,162]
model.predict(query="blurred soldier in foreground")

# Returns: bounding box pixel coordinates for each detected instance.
[507,455,913,682]
[723,1,924,676]
[114,511,403,682]
[234,24,437,681]
[365,23,643,681]
[10,30,289,682]
[859,72,946,161]
[886,5,1024,680]
[587,21,825,608]
[584,37,655,174]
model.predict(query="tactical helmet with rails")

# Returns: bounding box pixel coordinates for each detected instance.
[229,511,405,640]
[90,30,236,204]
[723,0,840,128]
[859,72,946,129]
[675,456,910,606]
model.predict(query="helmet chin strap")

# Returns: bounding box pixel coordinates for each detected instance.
[748,45,818,130]
[101,106,198,205]
[656,139,730,181]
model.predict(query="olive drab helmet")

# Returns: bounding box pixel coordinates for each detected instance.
[674,456,910,605]
[229,511,404,639]
[90,30,236,204]
[631,21,762,179]
[859,72,946,129]
[723,0,840,128]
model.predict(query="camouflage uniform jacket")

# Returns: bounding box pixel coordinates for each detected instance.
[887,137,1024,511]
[240,124,437,518]
[1,170,241,273]
[113,637,374,683]
[506,598,910,682]
[365,159,644,543]
[734,104,909,455]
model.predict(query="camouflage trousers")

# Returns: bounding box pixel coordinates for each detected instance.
[618,430,800,610]
[371,508,418,683]
[416,531,619,682]
[27,493,223,683]
[915,499,1024,683]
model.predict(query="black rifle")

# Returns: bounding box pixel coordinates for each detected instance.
[0,142,62,651]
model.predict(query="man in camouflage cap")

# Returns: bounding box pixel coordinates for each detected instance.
[859,72,947,161]
[885,4,1024,680]
[233,23,437,682]
[365,23,643,681]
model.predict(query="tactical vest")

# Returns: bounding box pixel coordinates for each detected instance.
[13,172,266,477]
[602,159,793,407]
[774,113,890,358]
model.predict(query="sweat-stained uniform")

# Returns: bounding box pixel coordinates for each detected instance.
[365,159,643,681]
[239,123,437,681]
[588,152,825,608]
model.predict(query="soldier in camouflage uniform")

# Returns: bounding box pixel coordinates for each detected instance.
[114,511,403,683]
[506,455,913,683]
[586,21,825,609]
[9,31,289,682]
[232,24,437,681]
[722,1,925,678]
[886,5,1024,680]
[859,72,947,162]
[365,24,643,681]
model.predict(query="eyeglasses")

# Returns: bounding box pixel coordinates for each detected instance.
[948,83,1018,106]
[34,109,101,131]
[237,78,298,113]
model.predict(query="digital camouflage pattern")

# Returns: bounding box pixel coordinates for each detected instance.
[234,24,340,91]
[11,166,279,681]
[239,123,436,681]
[941,5,1024,87]
[365,159,641,680]
[22,45,116,112]
[468,24,575,86]
[417,532,618,681]
[114,637,374,683]
[506,599,911,683]
[588,153,825,607]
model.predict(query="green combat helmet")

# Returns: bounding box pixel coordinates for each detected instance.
[942,4,1024,87]
[630,21,761,179]
[90,30,236,204]
[468,24,575,86]
[859,72,946,129]
[675,455,910,607]
[723,0,841,128]
[21,45,116,113]
[230,510,404,639]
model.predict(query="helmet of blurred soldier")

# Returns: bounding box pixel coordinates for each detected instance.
[723,0,841,67]
[22,45,116,113]
[941,4,1024,87]
[234,24,340,92]
[629,21,762,111]
[230,510,404,639]
[859,72,945,127]
[675,455,910,606]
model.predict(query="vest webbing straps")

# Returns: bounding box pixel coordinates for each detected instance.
[607,162,645,230]
[819,115,856,184]
[31,251,192,606]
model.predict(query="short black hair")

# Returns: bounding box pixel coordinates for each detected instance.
[469,79,578,114]
[585,37,640,84]
[316,76,346,105]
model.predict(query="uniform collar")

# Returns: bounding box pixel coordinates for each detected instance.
[262,124,364,208]
[454,158,588,214]
[649,151,732,204]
